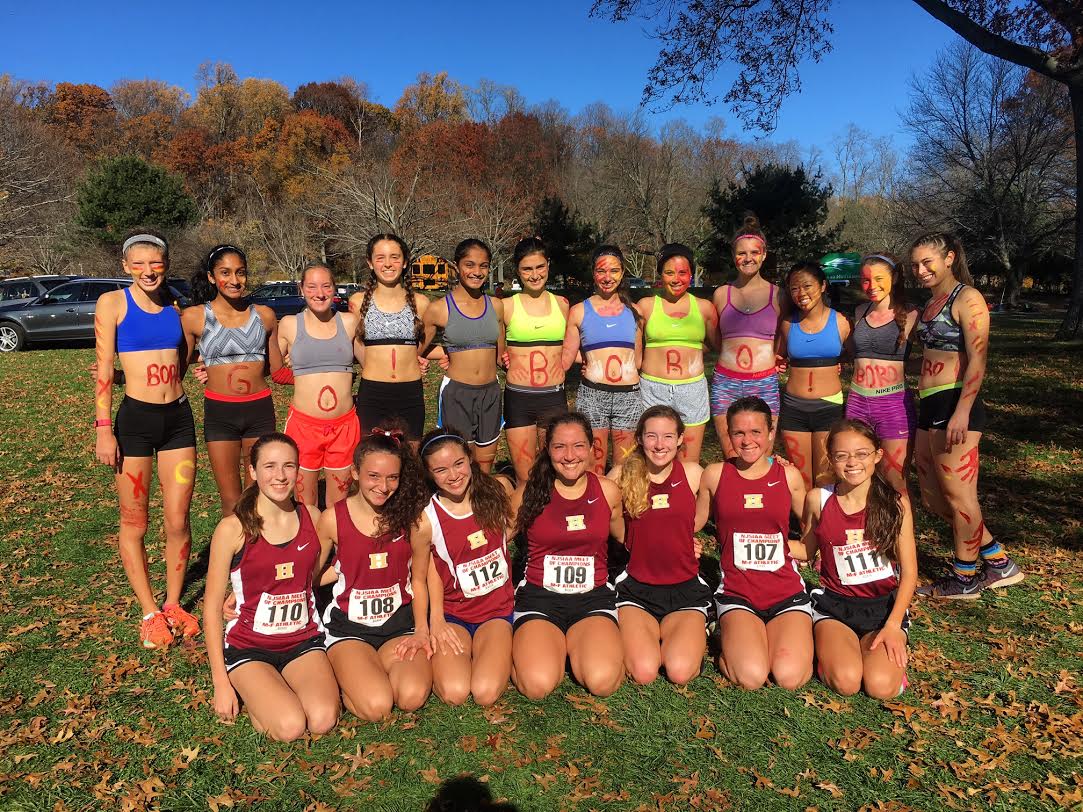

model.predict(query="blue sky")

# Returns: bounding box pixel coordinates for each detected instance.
[2,0,956,156]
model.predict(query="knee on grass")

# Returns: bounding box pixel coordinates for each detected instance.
[581,663,624,697]
[345,690,393,723]
[626,652,662,686]
[470,675,508,707]
[514,670,561,702]
[395,682,431,713]
[771,658,812,692]
[662,653,703,686]
[722,657,768,691]
[820,663,863,697]
[264,712,308,743]
[305,702,340,736]
[435,676,471,707]
[862,669,902,700]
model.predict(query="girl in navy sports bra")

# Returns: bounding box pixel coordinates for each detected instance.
[94,230,200,651]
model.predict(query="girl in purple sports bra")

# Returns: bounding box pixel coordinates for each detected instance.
[710,213,783,459]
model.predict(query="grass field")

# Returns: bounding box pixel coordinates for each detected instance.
[0,316,1081,811]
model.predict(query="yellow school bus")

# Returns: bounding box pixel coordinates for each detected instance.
[410,255,452,290]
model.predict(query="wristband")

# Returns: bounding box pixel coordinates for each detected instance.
[95,419,112,427]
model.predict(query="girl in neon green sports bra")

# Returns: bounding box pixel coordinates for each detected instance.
[501,237,570,483]
[637,243,720,465]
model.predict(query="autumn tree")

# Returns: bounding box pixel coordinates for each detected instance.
[76,155,197,244]
[111,79,189,123]
[393,72,469,132]
[43,82,117,156]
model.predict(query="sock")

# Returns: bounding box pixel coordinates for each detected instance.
[979,540,1008,567]
[951,558,979,579]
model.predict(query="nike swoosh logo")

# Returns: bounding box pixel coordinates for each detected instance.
[586,497,599,504]
[534,325,543,329]
[669,482,679,487]
[297,543,310,550]
[767,481,779,487]
[605,323,616,328]
[932,419,948,427]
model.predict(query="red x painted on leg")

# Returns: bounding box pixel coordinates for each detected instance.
[125,471,148,499]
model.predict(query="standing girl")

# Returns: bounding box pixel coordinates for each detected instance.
[637,244,720,464]
[798,419,916,699]
[696,397,811,690]
[204,433,340,741]
[416,429,516,706]
[502,237,570,482]
[609,405,710,685]
[94,229,199,649]
[182,244,283,516]
[422,239,506,472]
[563,245,644,474]
[910,233,1024,597]
[349,234,431,444]
[710,215,782,458]
[319,427,433,720]
[278,263,362,506]
[511,411,625,699]
[777,262,851,489]
[845,253,918,493]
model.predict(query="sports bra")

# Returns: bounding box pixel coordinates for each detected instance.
[362,298,418,346]
[717,284,777,342]
[852,309,908,362]
[116,287,182,353]
[787,310,842,367]
[198,304,267,366]
[505,292,565,346]
[444,294,498,353]
[917,284,965,352]
[580,299,636,352]
[290,311,354,376]
[644,295,705,349]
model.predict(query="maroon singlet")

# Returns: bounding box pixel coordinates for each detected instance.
[426,496,513,623]
[525,472,611,593]
[713,460,803,611]
[226,507,321,651]
[815,489,898,599]
[624,462,698,585]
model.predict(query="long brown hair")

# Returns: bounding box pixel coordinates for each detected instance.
[861,252,908,349]
[591,245,643,329]
[620,405,684,519]
[235,432,300,543]
[353,419,427,541]
[515,411,594,539]
[354,233,423,344]
[827,419,903,561]
[910,231,974,287]
[419,427,511,536]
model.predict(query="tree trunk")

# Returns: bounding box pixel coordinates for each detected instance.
[1055,81,1083,338]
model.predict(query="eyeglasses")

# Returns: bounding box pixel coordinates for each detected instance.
[830,450,875,463]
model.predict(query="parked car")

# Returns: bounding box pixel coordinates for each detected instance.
[0,278,187,352]
[0,275,77,307]
[247,281,351,319]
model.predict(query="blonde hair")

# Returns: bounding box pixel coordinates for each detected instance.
[619,405,685,519]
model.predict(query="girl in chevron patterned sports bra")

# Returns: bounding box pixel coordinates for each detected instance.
[182,244,285,515]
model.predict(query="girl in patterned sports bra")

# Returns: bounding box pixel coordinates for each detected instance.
[910,233,1024,599]
[349,234,432,445]
[710,213,783,458]
[182,244,284,515]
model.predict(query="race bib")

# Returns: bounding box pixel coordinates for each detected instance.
[455,547,509,598]
[833,541,893,586]
[348,584,402,626]
[542,554,594,594]
[733,532,785,572]
[253,591,309,635]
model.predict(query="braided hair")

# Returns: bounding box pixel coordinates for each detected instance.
[355,234,423,344]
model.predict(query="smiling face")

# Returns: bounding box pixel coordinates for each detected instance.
[300,266,335,313]
[639,415,682,469]
[733,237,766,278]
[727,409,773,465]
[250,440,299,502]
[910,244,954,289]
[425,441,473,499]
[517,252,549,293]
[661,255,693,297]
[829,429,882,487]
[368,239,406,286]
[123,244,167,293]
[353,450,401,509]
[593,254,624,296]
[787,270,825,313]
[860,262,893,304]
[209,251,248,300]
[457,247,491,292]
[547,421,592,483]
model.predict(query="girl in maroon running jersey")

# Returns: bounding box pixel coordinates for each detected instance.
[510,411,625,700]
[318,426,432,721]
[415,428,516,706]
[204,433,340,741]
[796,419,916,698]
[608,405,711,685]
[695,397,811,690]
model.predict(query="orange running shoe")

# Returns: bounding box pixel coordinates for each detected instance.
[141,612,175,649]
[162,603,200,638]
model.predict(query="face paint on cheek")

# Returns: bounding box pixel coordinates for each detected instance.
[667,258,692,293]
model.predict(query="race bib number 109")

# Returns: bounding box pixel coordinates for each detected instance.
[542,554,594,594]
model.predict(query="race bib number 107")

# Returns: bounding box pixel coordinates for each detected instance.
[733,532,785,572]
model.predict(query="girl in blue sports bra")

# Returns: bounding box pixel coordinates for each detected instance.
[909,232,1023,599]
[777,262,851,490]
[94,229,200,651]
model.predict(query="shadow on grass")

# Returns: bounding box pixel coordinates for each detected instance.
[426,775,518,811]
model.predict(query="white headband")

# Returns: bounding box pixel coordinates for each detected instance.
[122,234,166,253]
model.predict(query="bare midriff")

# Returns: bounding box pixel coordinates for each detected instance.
[642,345,704,381]
[918,347,965,392]
[121,349,185,403]
[206,361,267,396]
[293,371,355,418]
[448,348,497,385]
[717,336,775,375]
[852,358,905,392]
[583,346,638,386]
[362,345,421,383]
[507,345,564,388]
[785,365,842,400]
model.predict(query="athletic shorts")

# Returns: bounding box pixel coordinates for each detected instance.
[513,582,618,633]
[615,572,713,621]
[715,590,812,622]
[355,378,425,439]
[576,380,643,432]
[115,395,196,458]
[778,390,844,433]
[918,387,987,432]
[204,389,276,443]
[810,588,910,638]
[446,613,514,637]
[503,384,568,430]
[223,633,325,673]
[710,367,780,418]
[845,389,915,441]
[639,374,709,427]
[283,405,360,471]
[437,377,503,446]
[323,604,415,651]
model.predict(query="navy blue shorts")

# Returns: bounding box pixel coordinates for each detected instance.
[445,613,514,637]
